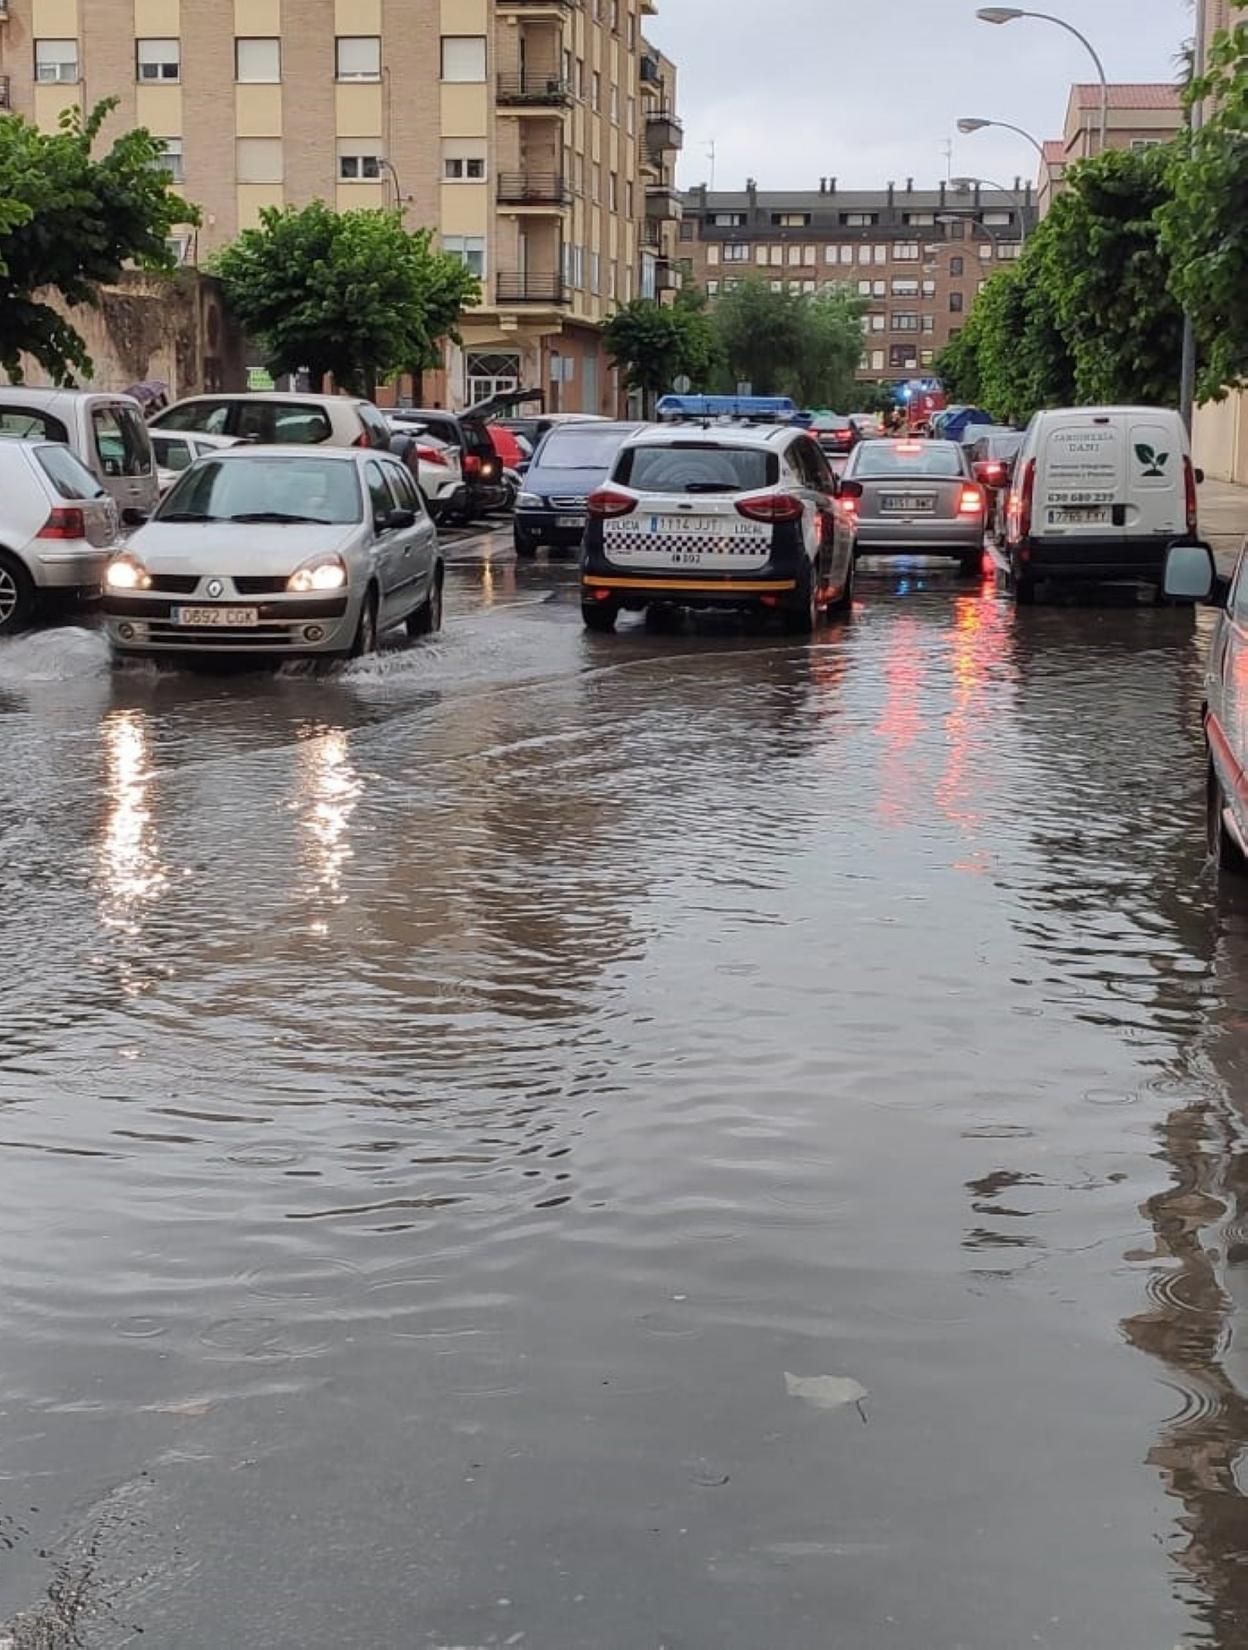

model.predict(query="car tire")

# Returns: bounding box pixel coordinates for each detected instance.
[1207,757,1245,872]
[782,570,819,636]
[407,569,444,639]
[828,556,855,616]
[350,588,379,658]
[514,527,540,558]
[0,553,37,636]
[582,600,619,633]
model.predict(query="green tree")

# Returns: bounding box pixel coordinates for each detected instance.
[785,286,868,410]
[710,276,807,394]
[1160,0,1248,399]
[0,99,196,384]
[601,292,716,400]
[212,202,479,397]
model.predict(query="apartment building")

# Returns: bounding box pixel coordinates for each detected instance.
[0,0,683,412]
[681,180,1035,383]
[638,42,681,304]
[1037,83,1184,213]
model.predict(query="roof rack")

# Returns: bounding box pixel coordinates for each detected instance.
[656,393,800,425]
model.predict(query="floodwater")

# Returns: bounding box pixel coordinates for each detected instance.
[1,550,1246,1649]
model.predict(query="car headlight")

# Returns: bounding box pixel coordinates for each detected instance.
[287,555,348,593]
[516,492,543,509]
[106,554,151,591]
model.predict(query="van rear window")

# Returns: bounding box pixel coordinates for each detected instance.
[616,444,777,493]
[0,408,70,444]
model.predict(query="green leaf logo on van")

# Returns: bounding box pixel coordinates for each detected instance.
[1135,443,1170,478]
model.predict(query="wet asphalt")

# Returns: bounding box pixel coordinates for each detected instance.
[0,537,1245,1649]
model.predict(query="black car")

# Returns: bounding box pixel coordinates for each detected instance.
[514,421,644,555]
[390,409,509,523]
[966,430,1024,547]
[811,415,859,460]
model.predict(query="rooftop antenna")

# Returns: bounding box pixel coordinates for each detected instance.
[706,138,717,192]
[940,137,953,180]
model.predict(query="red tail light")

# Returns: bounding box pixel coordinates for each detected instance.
[958,486,984,516]
[37,507,86,540]
[416,444,449,467]
[353,432,371,448]
[462,454,482,477]
[1184,456,1198,535]
[587,487,637,518]
[1011,457,1037,542]
[735,492,804,523]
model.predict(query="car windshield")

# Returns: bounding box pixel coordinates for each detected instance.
[617,443,776,493]
[538,429,633,469]
[851,442,963,478]
[157,456,362,524]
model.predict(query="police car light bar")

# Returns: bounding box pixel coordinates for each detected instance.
[656,394,800,423]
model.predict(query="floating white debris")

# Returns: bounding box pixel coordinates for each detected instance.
[784,1372,868,1412]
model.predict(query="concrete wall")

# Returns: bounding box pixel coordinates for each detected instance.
[6,271,247,398]
[1195,392,1248,487]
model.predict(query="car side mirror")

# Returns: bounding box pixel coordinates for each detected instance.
[121,506,149,527]
[1163,539,1220,603]
[381,507,417,531]
[839,479,864,500]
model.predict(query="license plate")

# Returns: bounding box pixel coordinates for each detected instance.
[172,605,260,627]
[645,515,767,539]
[556,514,585,528]
[1047,506,1110,525]
[881,494,935,515]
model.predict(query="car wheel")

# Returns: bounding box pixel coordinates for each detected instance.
[782,570,819,636]
[0,554,36,636]
[407,570,444,638]
[582,600,619,633]
[350,588,379,657]
[828,555,855,616]
[514,527,539,558]
[1207,757,1245,872]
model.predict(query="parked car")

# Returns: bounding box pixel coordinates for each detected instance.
[811,414,859,460]
[1004,405,1199,605]
[150,430,241,495]
[967,430,1025,546]
[1161,540,1248,870]
[386,423,466,525]
[104,446,442,660]
[496,412,607,451]
[150,393,393,451]
[514,421,645,556]
[0,387,160,518]
[389,409,509,521]
[0,439,122,633]
[839,438,987,574]
[580,419,854,634]
[849,414,884,440]
[487,423,527,473]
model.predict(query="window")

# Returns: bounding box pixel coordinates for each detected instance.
[627,95,635,134]
[366,460,398,522]
[979,242,993,260]
[591,161,601,200]
[920,349,935,366]
[609,84,619,122]
[236,38,280,82]
[441,36,486,82]
[754,246,768,265]
[869,313,886,332]
[609,261,618,299]
[679,220,694,242]
[626,11,636,47]
[1131,138,1162,152]
[891,312,919,332]
[857,279,872,296]
[618,445,777,493]
[706,279,720,297]
[871,349,885,371]
[949,291,964,313]
[589,252,600,295]
[34,39,79,83]
[921,315,935,333]
[237,137,282,184]
[839,245,853,265]
[983,211,1012,226]
[978,280,989,294]
[804,246,816,264]
[903,211,934,226]
[137,39,180,82]
[35,445,105,500]
[949,256,964,277]
[922,279,935,297]
[891,278,919,297]
[611,0,620,28]
[336,36,381,81]
[712,212,746,227]
[576,57,586,98]
[591,70,601,110]
[443,235,486,277]
[844,212,877,227]
[788,246,802,266]
[872,279,886,297]
[608,171,618,210]
[769,279,783,293]
[707,244,721,266]
[153,138,184,182]
[894,242,920,262]
[771,212,811,227]
[626,182,634,217]
[889,345,918,369]
[998,242,1021,260]
[723,243,749,262]
[92,406,151,479]
[874,245,887,264]
[443,142,486,181]
[387,462,424,517]
[338,145,384,182]
[769,246,783,266]
[270,404,333,443]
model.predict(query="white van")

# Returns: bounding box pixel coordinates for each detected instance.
[1003,406,1198,603]
[0,388,159,520]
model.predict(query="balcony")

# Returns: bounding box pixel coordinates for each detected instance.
[644,185,681,222]
[0,76,9,111]
[497,171,571,207]
[645,105,683,152]
[640,218,662,251]
[639,53,663,96]
[497,71,574,108]
[496,271,568,305]
[655,260,680,293]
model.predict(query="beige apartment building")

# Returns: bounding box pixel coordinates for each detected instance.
[0,0,683,411]
[1036,83,1184,214]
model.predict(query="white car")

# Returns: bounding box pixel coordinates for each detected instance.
[150,429,241,495]
[0,439,121,633]
[104,446,443,660]
[150,392,394,450]
[385,421,467,525]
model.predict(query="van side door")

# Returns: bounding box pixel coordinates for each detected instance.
[91,402,158,514]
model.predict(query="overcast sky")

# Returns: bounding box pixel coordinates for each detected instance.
[645,0,1190,195]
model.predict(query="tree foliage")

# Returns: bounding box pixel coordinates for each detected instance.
[708,276,866,406]
[1159,0,1248,399]
[784,286,869,411]
[0,100,196,384]
[212,202,480,396]
[601,288,717,398]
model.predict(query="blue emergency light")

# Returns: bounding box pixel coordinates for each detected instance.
[656,394,800,422]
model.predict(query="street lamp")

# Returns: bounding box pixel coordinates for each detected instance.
[1179,0,1209,432]
[975,7,1109,154]
[949,175,1028,219]
[379,158,406,212]
[957,117,1048,167]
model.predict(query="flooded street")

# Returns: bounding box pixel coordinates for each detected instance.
[2,550,1246,1649]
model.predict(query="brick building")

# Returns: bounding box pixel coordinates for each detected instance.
[0,0,683,412]
[679,179,1035,383]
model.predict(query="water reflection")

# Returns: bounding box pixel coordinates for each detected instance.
[294,725,362,901]
[97,708,167,935]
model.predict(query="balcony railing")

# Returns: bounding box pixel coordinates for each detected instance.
[640,220,662,251]
[645,105,684,152]
[0,76,9,112]
[495,271,568,305]
[644,185,682,223]
[639,54,661,85]
[497,72,574,107]
[497,171,571,206]
[655,260,680,293]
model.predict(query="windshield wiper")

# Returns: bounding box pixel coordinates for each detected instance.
[159,511,223,522]
[227,511,328,524]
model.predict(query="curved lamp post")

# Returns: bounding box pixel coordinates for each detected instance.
[975,8,1109,154]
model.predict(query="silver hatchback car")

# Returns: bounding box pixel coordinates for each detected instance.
[841,438,987,573]
[104,447,443,659]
